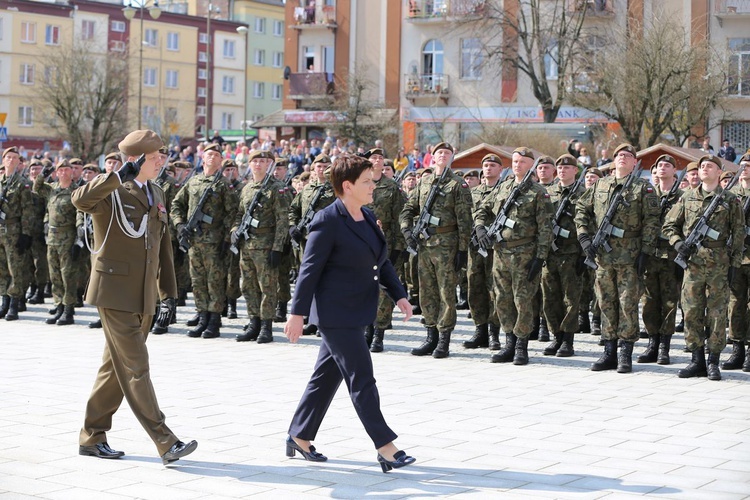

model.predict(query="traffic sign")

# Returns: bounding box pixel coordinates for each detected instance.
[0,113,6,126]
[0,127,7,142]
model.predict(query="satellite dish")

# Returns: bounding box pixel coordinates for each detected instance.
[283,66,291,80]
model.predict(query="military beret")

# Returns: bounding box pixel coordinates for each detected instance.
[555,154,578,167]
[481,154,503,165]
[69,158,84,166]
[740,153,750,164]
[105,151,121,162]
[203,143,221,154]
[119,129,163,157]
[41,159,53,168]
[613,143,637,157]
[247,150,274,162]
[55,159,71,170]
[299,171,311,181]
[221,158,238,169]
[655,154,676,167]
[455,170,465,177]
[403,171,416,179]
[313,153,331,164]
[422,167,434,174]
[384,159,394,167]
[599,162,615,172]
[537,155,554,166]
[158,146,169,155]
[171,160,191,170]
[431,142,454,155]
[28,159,42,167]
[366,148,384,158]
[82,163,100,173]
[274,157,289,167]
[512,147,534,160]
[587,168,604,178]
[164,163,175,174]
[2,146,19,158]
[686,161,699,172]
[720,171,735,182]
[464,170,480,178]
[698,154,722,169]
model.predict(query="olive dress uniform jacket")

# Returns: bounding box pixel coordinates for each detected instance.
[72,172,177,314]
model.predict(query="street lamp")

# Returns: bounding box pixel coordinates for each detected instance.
[123,0,162,130]
[236,25,249,144]
[205,3,221,137]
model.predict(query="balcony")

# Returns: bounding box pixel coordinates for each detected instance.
[288,72,336,101]
[404,73,450,104]
[567,0,615,17]
[292,1,337,30]
[406,0,486,23]
[715,1,750,25]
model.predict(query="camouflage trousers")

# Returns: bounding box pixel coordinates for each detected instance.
[541,252,583,334]
[48,243,78,306]
[276,247,293,304]
[595,263,642,342]
[76,248,90,294]
[493,248,542,339]
[642,256,680,338]
[0,231,25,299]
[579,269,600,317]
[375,253,405,329]
[29,236,49,286]
[682,259,729,354]
[728,263,750,343]
[226,251,241,300]
[240,247,278,320]
[188,242,227,313]
[467,248,497,326]
[418,244,458,332]
[172,241,191,294]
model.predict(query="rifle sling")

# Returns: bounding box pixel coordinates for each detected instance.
[248,226,275,235]
[618,230,641,238]
[426,224,457,235]
[702,239,728,249]
[496,236,534,249]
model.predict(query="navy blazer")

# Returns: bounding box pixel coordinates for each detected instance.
[290,198,406,328]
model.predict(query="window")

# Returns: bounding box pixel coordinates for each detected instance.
[253,82,265,98]
[165,107,178,124]
[197,105,206,116]
[143,67,157,87]
[729,38,750,97]
[199,51,208,62]
[167,32,179,51]
[144,28,158,47]
[273,19,283,36]
[252,114,263,122]
[460,38,482,79]
[142,106,156,125]
[19,106,33,126]
[271,83,282,100]
[459,122,483,149]
[199,33,208,44]
[255,17,266,34]
[223,39,236,58]
[254,49,265,66]
[198,68,207,80]
[422,39,444,77]
[20,64,34,85]
[111,20,126,32]
[544,40,559,80]
[272,51,283,68]
[21,22,36,43]
[110,40,126,52]
[45,25,60,45]
[222,75,235,94]
[81,20,95,40]
[198,87,207,97]
[44,66,57,86]
[165,69,178,88]
[221,112,233,129]
[723,121,750,151]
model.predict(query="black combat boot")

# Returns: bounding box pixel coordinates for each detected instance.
[529,316,540,341]
[743,346,750,372]
[639,330,648,339]
[18,297,26,312]
[678,346,707,378]
[151,320,168,335]
[456,286,468,310]
[176,289,187,307]
[46,304,64,324]
[274,301,287,322]
[237,317,261,342]
[187,312,209,338]
[412,304,422,315]
[56,305,75,326]
[557,332,575,357]
[257,319,274,343]
[463,324,489,349]
[5,297,19,321]
[591,315,601,335]
[491,333,517,363]
[26,285,36,300]
[48,304,60,314]
[722,341,746,370]
[0,295,9,319]
[88,319,102,329]
[76,288,84,308]
[370,328,384,353]
[227,299,237,319]
[578,312,591,333]
[28,285,45,304]
[675,316,684,332]
[488,324,501,350]
[617,341,634,373]
[202,313,221,339]
[411,327,438,356]
[43,282,52,297]
[513,336,529,365]
[538,318,550,342]
[364,324,374,348]
[186,312,201,327]
[707,352,722,381]
[591,339,618,371]
[637,335,660,363]
[433,330,452,358]
[544,333,563,356]
[657,335,671,365]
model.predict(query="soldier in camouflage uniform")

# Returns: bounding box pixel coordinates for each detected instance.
[464,155,504,351]
[232,151,289,344]
[579,168,604,335]
[169,161,192,306]
[400,143,473,358]
[474,147,553,365]
[639,155,683,365]
[533,156,557,343]
[663,154,745,381]
[33,159,79,325]
[171,143,238,339]
[0,147,34,321]
[272,158,294,323]
[220,160,245,320]
[541,154,586,357]
[26,160,49,305]
[363,148,406,352]
[575,143,660,374]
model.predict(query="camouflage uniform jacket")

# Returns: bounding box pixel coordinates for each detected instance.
[232,178,290,252]
[399,168,473,252]
[0,172,33,236]
[547,181,585,255]
[655,184,684,260]
[288,178,335,228]
[170,172,238,244]
[470,182,499,215]
[662,185,745,268]
[365,175,406,252]
[731,185,750,265]
[474,177,554,259]
[32,175,78,245]
[575,175,660,265]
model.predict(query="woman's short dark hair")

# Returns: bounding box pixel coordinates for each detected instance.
[330,154,372,197]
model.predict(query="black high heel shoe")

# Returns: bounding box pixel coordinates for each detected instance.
[377,450,416,473]
[286,436,328,462]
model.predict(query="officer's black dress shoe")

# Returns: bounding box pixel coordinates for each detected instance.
[88,319,102,329]
[79,442,124,459]
[161,439,198,465]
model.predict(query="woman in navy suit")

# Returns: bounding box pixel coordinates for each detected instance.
[284,154,416,473]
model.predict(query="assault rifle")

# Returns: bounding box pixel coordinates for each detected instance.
[660,168,687,220]
[230,160,277,255]
[290,181,331,250]
[406,162,452,256]
[178,167,225,253]
[584,160,643,270]
[551,166,588,253]
[675,163,745,270]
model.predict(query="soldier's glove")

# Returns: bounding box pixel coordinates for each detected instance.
[118,159,141,183]
[525,257,544,282]
[15,234,32,251]
[218,239,231,259]
[177,224,190,246]
[267,250,283,268]
[389,249,401,264]
[454,250,468,272]
[578,233,595,261]
[474,225,493,251]
[674,240,693,257]
[41,164,55,179]
[155,298,176,328]
[70,244,81,260]
[635,252,649,277]
[289,226,304,244]
[402,229,419,252]
[728,266,739,287]
[230,229,240,247]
